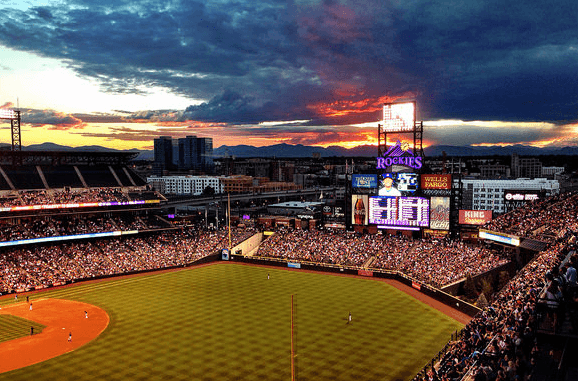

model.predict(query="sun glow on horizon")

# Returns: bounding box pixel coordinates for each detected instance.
[471,138,567,149]
[425,120,555,129]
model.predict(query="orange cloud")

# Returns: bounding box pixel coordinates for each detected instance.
[46,122,87,130]
[306,94,415,120]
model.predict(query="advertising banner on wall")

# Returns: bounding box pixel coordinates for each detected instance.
[351,194,369,226]
[459,210,493,225]
[421,174,452,189]
[430,197,450,230]
[421,174,452,196]
[479,229,520,246]
[352,174,378,189]
[503,190,542,213]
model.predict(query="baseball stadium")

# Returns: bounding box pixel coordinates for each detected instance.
[0,106,577,380]
[0,151,576,380]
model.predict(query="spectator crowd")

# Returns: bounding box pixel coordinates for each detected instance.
[484,192,578,242]
[411,192,578,381]
[0,226,255,293]
[2,185,578,381]
[0,187,163,208]
[0,214,166,242]
[257,229,508,288]
[414,235,577,381]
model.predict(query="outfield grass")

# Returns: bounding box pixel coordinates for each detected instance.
[0,315,46,343]
[0,263,463,380]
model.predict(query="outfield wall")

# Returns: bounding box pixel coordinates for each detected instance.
[228,254,481,318]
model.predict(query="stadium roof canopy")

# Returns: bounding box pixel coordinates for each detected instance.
[0,150,138,166]
[518,238,548,252]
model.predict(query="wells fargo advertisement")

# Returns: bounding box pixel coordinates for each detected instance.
[421,174,452,190]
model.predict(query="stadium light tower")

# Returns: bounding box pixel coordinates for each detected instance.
[0,108,22,152]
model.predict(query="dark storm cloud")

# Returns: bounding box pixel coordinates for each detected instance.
[0,0,576,127]
[183,90,318,123]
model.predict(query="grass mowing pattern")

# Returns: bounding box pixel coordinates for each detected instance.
[0,315,46,343]
[0,263,463,381]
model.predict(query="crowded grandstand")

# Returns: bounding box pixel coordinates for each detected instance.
[0,151,577,380]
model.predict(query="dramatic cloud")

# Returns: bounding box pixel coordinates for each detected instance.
[22,109,85,130]
[0,0,576,149]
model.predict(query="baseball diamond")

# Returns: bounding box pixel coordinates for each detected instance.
[0,263,464,381]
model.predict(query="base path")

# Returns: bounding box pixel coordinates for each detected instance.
[0,299,109,374]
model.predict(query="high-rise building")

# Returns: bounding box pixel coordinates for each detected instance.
[178,136,198,171]
[177,136,214,173]
[199,137,214,174]
[153,136,175,176]
[511,153,542,178]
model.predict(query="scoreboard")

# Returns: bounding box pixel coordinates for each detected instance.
[369,196,430,230]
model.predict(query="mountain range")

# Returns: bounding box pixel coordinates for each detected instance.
[9,142,578,160]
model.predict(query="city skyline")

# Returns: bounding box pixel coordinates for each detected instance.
[0,0,576,151]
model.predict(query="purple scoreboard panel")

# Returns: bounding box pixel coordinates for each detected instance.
[368,196,430,231]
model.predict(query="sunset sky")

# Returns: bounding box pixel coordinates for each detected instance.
[0,0,576,151]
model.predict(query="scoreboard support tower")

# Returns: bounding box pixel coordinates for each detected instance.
[378,120,423,161]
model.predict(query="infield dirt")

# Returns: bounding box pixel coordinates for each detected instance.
[0,299,109,374]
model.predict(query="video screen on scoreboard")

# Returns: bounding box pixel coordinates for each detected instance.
[383,102,415,132]
[368,196,430,230]
[378,173,418,197]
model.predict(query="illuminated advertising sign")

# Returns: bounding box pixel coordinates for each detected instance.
[352,174,378,189]
[378,173,418,196]
[503,190,542,213]
[421,174,452,190]
[324,223,346,229]
[352,194,369,225]
[0,230,138,248]
[459,210,493,225]
[479,229,520,246]
[376,140,422,170]
[368,196,430,230]
[430,197,450,230]
[333,206,344,218]
[382,102,415,132]
[504,191,540,201]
